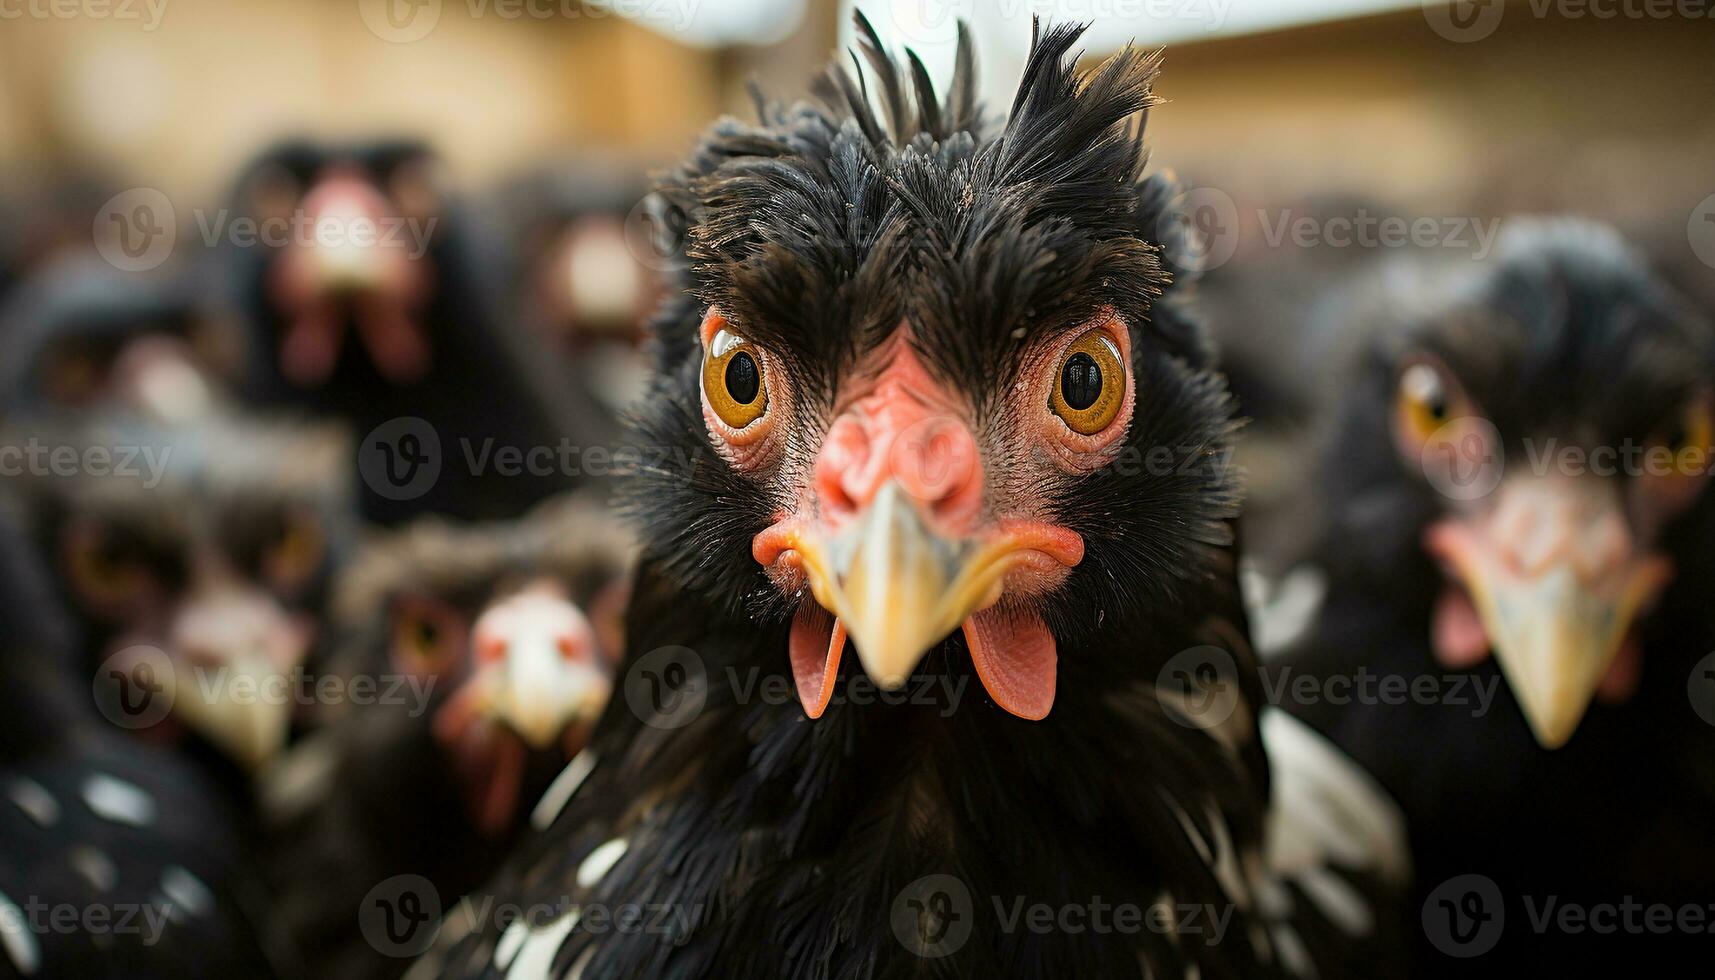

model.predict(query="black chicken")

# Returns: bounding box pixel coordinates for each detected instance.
[1281,218,1715,973]
[2,411,358,782]
[262,495,632,980]
[421,18,1406,980]
[222,139,607,524]
[0,502,278,979]
[0,254,247,422]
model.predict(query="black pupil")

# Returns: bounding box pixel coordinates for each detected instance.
[1427,395,1448,420]
[725,352,761,405]
[1061,352,1103,411]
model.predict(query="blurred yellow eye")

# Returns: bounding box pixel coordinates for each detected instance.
[1652,396,1714,476]
[1049,329,1126,435]
[1395,360,1462,447]
[703,327,768,429]
[264,513,325,593]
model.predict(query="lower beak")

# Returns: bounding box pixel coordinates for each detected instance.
[484,643,611,750]
[791,482,1027,691]
[1426,480,1673,749]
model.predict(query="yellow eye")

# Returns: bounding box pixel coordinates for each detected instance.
[1049,329,1126,435]
[1395,360,1461,447]
[702,327,768,429]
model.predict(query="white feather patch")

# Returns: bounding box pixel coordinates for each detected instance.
[6,778,58,828]
[531,751,598,832]
[68,847,117,892]
[504,908,580,980]
[159,866,213,918]
[577,839,628,889]
[82,774,156,827]
[0,888,41,975]
[1293,865,1372,937]
[1261,710,1408,884]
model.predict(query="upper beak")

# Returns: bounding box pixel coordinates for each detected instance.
[788,482,1031,691]
[169,590,311,771]
[486,641,610,750]
[1426,476,1673,748]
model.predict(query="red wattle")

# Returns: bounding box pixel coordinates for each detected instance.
[789,603,846,719]
[962,608,1057,720]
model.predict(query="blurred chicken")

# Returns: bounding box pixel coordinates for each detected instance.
[1280,219,1715,973]
[2,412,357,785]
[262,494,632,980]
[0,254,246,424]
[221,139,610,524]
[0,501,280,979]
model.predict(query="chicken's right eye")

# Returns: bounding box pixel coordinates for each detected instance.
[703,327,769,429]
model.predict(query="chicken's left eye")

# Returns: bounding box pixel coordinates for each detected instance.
[1050,329,1126,435]
[703,327,769,429]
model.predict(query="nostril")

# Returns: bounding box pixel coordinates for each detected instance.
[889,417,980,516]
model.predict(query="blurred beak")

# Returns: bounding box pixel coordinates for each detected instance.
[169,590,311,770]
[1426,476,1673,748]
[472,589,611,750]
